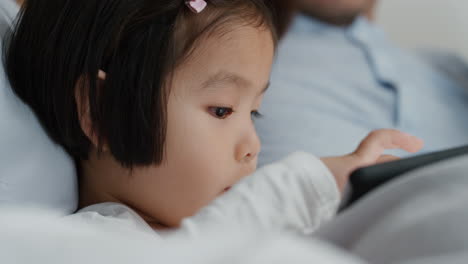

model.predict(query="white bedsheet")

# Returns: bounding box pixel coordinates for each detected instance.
[0,207,363,264]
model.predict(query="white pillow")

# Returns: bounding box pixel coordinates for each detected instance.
[0,0,77,214]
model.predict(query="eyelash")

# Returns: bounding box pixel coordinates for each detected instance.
[208,107,263,120]
[251,110,263,120]
[208,107,234,119]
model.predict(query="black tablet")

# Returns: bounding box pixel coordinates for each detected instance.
[345,144,468,207]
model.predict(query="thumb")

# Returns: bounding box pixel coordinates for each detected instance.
[376,154,400,164]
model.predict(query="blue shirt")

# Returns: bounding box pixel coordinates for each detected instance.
[256,15,468,166]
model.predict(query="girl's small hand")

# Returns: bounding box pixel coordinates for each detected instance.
[320,129,424,193]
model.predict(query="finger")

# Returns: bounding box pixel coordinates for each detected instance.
[391,131,424,153]
[354,129,424,163]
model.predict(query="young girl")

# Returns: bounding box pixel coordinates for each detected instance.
[5,0,422,236]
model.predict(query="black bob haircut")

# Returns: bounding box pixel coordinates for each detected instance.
[4,0,288,168]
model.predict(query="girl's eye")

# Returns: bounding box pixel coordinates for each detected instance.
[209,107,234,119]
[251,110,263,120]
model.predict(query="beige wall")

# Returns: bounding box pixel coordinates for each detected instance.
[376,0,468,59]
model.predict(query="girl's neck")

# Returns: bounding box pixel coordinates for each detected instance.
[77,151,122,210]
[77,149,171,230]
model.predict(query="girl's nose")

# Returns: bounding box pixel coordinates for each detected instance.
[235,130,261,163]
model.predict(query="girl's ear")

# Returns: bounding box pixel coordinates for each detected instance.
[75,70,107,150]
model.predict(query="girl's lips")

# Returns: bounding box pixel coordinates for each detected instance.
[219,186,232,196]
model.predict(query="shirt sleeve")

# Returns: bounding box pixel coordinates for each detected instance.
[177,152,341,237]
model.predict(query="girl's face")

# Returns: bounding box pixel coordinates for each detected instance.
[121,25,274,227]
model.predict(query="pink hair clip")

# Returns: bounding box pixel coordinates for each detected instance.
[185,0,207,14]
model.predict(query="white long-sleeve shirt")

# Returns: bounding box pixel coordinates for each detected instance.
[57,152,359,263]
[72,152,341,238]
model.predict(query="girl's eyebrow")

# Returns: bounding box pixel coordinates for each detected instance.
[200,71,250,91]
[199,71,269,95]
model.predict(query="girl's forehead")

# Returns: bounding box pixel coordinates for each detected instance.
[172,26,274,96]
[182,25,274,68]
